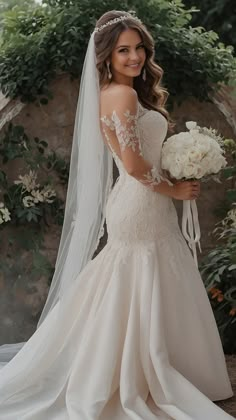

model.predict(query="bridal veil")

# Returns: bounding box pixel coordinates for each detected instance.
[0,31,113,365]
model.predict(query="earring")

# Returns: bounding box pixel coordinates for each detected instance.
[142,67,146,81]
[106,62,112,80]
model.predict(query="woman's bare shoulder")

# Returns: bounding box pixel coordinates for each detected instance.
[100,84,138,116]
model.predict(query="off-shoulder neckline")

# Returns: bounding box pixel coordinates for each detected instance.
[100,101,167,122]
[100,101,149,121]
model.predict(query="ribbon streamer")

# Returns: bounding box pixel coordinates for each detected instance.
[181,199,202,267]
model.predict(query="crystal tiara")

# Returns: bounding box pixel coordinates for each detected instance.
[94,14,142,33]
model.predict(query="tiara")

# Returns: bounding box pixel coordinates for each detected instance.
[94,14,142,33]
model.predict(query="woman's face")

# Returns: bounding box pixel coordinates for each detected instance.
[109,28,146,84]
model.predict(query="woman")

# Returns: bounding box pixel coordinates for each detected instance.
[0,9,234,420]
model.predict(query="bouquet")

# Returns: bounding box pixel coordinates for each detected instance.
[161,121,227,265]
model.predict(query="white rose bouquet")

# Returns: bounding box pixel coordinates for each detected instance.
[162,121,227,180]
[161,121,227,265]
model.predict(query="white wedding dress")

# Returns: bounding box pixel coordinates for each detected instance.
[0,101,234,420]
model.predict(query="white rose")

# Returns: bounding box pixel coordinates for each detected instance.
[170,162,183,178]
[186,121,197,130]
[183,163,197,178]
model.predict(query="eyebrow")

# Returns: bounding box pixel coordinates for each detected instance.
[115,41,144,49]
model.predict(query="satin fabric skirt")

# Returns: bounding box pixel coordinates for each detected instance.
[0,229,233,419]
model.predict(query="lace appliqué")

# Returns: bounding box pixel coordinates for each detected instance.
[143,165,163,189]
[100,115,114,131]
[101,109,142,156]
[100,106,172,190]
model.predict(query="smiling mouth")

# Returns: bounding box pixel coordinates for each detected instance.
[126,63,141,68]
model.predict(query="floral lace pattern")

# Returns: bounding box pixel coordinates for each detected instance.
[100,103,169,190]
[111,110,141,154]
[100,109,142,155]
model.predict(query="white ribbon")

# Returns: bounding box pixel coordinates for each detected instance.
[181,199,202,266]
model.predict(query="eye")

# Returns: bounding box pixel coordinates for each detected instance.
[118,45,145,53]
[118,48,128,53]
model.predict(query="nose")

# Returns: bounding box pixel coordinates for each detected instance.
[129,49,140,61]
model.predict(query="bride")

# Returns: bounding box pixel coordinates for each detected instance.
[0,9,234,420]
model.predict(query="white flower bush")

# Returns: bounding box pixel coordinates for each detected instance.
[0,202,11,224]
[14,170,40,192]
[161,121,227,180]
[14,170,56,208]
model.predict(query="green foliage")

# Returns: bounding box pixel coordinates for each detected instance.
[0,123,69,288]
[0,0,36,13]
[200,138,236,354]
[0,122,69,180]
[0,0,38,38]
[183,0,236,50]
[222,139,236,208]
[213,139,236,219]
[0,122,69,226]
[200,224,236,354]
[1,5,49,42]
[0,0,235,104]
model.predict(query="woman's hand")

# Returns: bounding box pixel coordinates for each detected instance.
[172,180,201,200]
[162,169,179,185]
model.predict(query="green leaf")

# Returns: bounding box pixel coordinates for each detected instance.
[222,167,236,178]
[218,265,228,275]
[226,190,236,203]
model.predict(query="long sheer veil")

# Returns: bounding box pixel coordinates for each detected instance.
[0,31,113,366]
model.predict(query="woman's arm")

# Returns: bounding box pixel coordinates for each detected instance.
[106,86,200,200]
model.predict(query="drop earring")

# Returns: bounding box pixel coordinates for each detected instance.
[142,67,146,81]
[107,62,112,80]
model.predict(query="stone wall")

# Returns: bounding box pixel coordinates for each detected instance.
[0,74,235,344]
[0,74,80,344]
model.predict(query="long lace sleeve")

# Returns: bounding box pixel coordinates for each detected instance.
[101,104,171,191]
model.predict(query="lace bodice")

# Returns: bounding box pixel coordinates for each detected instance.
[100,102,171,190]
[100,101,179,244]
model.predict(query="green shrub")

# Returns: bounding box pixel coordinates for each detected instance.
[0,0,235,104]
[200,209,236,354]
[183,0,236,51]
[0,122,68,225]
[0,122,69,287]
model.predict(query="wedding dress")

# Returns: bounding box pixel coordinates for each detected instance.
[0,101,234,420]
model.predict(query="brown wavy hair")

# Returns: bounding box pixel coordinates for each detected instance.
[94,10,175,132]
